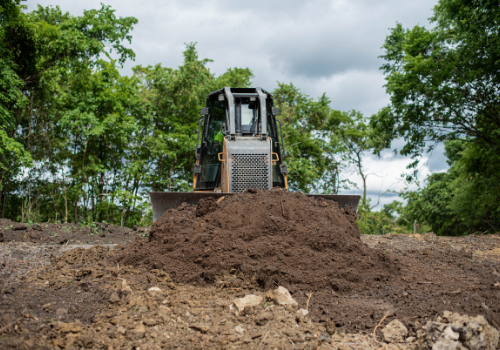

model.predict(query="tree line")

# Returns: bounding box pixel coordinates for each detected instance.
[1,0,498,235]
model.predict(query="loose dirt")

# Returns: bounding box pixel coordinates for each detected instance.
[0,189,499,349]
[0,219,143,245]
[113,189,500,332]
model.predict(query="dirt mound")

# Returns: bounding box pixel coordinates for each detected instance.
[114,189,394,293]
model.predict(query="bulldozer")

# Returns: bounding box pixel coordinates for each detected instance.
[150,87,360,222]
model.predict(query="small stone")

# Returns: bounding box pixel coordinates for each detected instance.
[42,303,52,311]
[431,339,463,350]
[143,318,157,326]
[148,287,162,293]
[55,322,82,333]
[423,312,499,350]
[232,294,263,314]
[235,326,245,333]
[121,279,133,293]
[109,292,120,303]
[406,336,416,343]
[56,308,68,318]
[132,323,146,336]
[319,331,331,343]
[269,286,298,309]
[190,323,210,333]
[117,326,127,335]
[297,308,309,316]
[381,319,408,343]
[442,326,460,341]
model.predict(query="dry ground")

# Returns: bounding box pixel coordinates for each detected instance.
[0,220,499,349]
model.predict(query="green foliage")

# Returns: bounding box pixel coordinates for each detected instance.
[0,2,262,225]
[273,83,346,193]
[402,140,500,235]
[370,0,500,235]
[372,0,500,163]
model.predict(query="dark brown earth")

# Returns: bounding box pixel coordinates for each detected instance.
[0,219,143,245]
[0,190,499,349]
[113,189,500,333]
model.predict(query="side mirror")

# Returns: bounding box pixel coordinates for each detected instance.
[272,107,279,116]
[200,107,209,116]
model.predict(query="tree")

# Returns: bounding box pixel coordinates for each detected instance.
[0,0,33,202]
[272,83,344,193]
[372,0,500,162]
[372,0,500,235]
[401,140,500,235]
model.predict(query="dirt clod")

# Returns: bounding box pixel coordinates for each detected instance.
[382,319,408,343]
[12,223,28,230]
[419,311,499,350]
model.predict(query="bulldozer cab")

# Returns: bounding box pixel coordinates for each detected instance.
[194,87,287,192]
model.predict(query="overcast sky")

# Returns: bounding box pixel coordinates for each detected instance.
[26,0,448,208]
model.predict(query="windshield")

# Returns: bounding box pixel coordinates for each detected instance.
[241,101,256,125]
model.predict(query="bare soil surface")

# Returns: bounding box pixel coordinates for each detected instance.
[0,219,142,245]
[0,190,499,349]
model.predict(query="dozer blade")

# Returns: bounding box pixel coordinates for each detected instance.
[150,192,361,222]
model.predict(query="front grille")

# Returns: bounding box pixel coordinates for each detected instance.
[231,154,269,192]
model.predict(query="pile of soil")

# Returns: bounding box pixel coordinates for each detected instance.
[114,189,394,292]
[113,189,500,330]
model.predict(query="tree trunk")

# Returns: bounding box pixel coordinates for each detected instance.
[413,220,418,234]
[1,183,6,218]
[74,196,78,224]
[62,178,68,223]
[357,158,367,206]
[121,176,131,227]
[21,184,25,222]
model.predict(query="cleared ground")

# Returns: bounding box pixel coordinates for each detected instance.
[0,213,499,349]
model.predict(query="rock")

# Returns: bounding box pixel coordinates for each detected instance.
[268,286,298,309]
[43,303,52,311]
[117,326,127,335]
[143,318,157,326]
[297,309,309,317]
[56,308,68,318]
[431,339,465,350]
[235,325,245,333]
[232,294,263,314]
[382,319,408,343]
[55,322,82,333]
[131,323,146,337]
[148,286,163,296]
[12,223,28,231]
[319,331,332,343]
[121,279,133,293]
[190,323,210,333]
[406,336,417,343]
[420,311,499,350]
[109,292,120,304]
